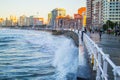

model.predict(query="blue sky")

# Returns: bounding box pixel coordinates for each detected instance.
[0,0,86,20]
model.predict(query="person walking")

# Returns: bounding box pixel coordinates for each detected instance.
[99,29,102,39]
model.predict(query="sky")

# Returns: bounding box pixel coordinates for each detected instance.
[0,0,86,21]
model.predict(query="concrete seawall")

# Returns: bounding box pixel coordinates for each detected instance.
[51,30,79,47]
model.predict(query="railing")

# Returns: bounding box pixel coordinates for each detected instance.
[81,32,120,80]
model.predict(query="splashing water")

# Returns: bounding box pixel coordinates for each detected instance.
[0,28,78,80]
[53,39,78,80]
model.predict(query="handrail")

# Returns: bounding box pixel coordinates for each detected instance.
[84,33,116,68]
[82,32,120,80]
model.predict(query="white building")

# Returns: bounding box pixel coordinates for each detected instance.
[18,15,26,26]
[88,0,120,29]
[102,0,120,25]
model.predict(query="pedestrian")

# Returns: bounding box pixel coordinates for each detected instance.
[99,29,102,39]
[84,27,87,33]
[89,28,92,33]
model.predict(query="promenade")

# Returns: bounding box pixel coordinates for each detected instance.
[90,33,120,65]
[90,33,120,80]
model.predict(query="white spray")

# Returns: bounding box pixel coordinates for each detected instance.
[53,38,78,80]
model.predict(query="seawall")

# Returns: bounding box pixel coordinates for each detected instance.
[51,30,79,47]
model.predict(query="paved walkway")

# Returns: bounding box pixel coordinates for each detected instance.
[90,33,120,64]
[77,32,91,80]
[90,32,100,43]
[90,33,120,80]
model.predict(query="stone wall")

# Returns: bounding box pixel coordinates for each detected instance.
[51,30,79,47]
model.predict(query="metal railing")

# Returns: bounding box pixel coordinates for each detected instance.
[81,32,120,80]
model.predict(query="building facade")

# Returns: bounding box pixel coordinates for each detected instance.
[10,15,17,26]
[50,8,66,28]
[0,18,4,26]
[92,1,102,29]
[102,0,120,25]
[48,13,52,25]
[86,0,94,28]
[78,7,87,27]
[87,0,120,29]
[18,15,26,26]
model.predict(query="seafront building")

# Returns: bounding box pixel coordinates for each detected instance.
[86,0,93,28]
[50,8,66,28]
[9,15,17,26]
[0,14,44,27]
[78,7,87,27]
[48,13,52,25]
[102,0,120,25]
[86,0,120,29]
[55,7,86,30]
[0,18,4,26]
[18,15,27,26]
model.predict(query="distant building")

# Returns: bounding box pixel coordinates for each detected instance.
[0,18,4,26]
[50,8,66,28]
[78,7,87,27]
[25,17,30,26]
[56,15,71,29]
[5,18,12,26]
[33,17,44,26]
[48,13,52,25]
[56,14,83,30]
[74,14,83,30]
[78,7,86,15]
[10,15,17,26]
[18,15,44,27]
[18,15,27,26]
[29,16,34,26]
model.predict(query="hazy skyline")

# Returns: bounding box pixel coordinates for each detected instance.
[0,0,86,20]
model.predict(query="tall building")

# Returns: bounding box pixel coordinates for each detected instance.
[102,0,120,25]
[87,0,120,29]
[86,0,94,28]
[18,15,26,26]
[10,15,18,26]
[5,18,12,26]
[92,0,102,29]
[0,18,4,26]
[29,16,34,26]
[48,13,52,25]
[25,17,30,26]
[50,8,66,27]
